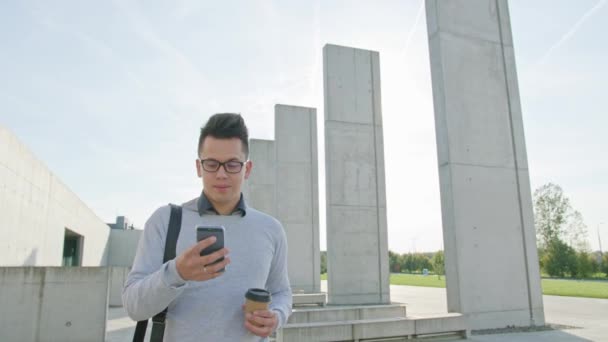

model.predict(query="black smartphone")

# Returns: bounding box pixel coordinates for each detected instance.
[196,225,225,272]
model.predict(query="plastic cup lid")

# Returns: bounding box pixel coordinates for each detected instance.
[245,288,271,303]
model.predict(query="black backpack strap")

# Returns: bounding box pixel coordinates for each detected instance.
[164,204,183,263]
[133,204,182,342]
[132,320,147,342]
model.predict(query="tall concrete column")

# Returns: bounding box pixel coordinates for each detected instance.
[275,104,320,293]
[323,44,390,305]
[426,0,544,329]
[244,139,276,217]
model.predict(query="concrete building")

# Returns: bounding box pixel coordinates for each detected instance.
[323,44,390,305]
[1,125,111,266]
[426,0,544,330]
[0,125,142,340]
[275,104,321,293]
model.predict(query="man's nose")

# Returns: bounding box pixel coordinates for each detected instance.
[215,165,229,178]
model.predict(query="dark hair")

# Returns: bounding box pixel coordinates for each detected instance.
[198,113,249,157]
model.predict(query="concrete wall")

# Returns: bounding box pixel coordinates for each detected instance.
[108,266,130,307]
[426,0,544,329]
[245,139,277,217]
[108,229,142,267]
[323,44,390,305]
[0,267,109,342]
[275,104,320,293]
[0,126,110,266]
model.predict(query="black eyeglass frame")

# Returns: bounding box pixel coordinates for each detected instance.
[198,158,247,174]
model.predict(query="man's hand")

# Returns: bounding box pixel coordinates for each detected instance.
[243,309,278,337]
[175,236,230,281]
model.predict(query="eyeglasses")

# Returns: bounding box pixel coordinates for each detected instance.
[199,158,246,173]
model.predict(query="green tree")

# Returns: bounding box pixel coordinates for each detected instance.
[602,254,608,278]
[389,250,401,273]
[403,253,414,273]
[418,254,432,272]
[589,253,599,274]
[565,210,590,252]
[320,251,327,274]
[576,251,594,278]
[542,239,577,278]
[533,183,571,249]
[432,250,445,279]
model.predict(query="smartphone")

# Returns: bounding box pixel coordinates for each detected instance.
[196,225,225,272]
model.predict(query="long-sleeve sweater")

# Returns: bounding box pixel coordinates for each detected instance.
[122,196,292,341]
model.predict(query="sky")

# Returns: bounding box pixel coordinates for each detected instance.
[1,0,607,254]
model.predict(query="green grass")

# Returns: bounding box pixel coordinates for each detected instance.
[390,273,446,288]
[542,278,608,299]
[320,273,608,299]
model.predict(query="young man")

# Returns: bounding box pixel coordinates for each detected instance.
[123,113,292,341]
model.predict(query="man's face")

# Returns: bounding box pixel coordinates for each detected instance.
[196,136,252,209]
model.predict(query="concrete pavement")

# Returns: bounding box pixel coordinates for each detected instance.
[106,283,608,341]
[389,284,607,341]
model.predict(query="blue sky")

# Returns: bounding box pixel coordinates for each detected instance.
[1,1,606,253]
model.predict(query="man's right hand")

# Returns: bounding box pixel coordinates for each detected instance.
[175,236,230,281]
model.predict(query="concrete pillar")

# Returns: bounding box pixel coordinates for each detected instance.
[323,44,390,305]
[426,0,544,329]
[275,104,320,293]
[244,139,276,217]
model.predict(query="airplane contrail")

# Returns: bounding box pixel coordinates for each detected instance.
[402,0,425,59]
[537,0,607,65]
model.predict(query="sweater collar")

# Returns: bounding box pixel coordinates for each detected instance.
[197,191,247,217]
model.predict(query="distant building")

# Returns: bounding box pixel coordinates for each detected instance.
[108,216,136,230]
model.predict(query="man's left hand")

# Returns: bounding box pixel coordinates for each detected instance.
[244,309,278,337]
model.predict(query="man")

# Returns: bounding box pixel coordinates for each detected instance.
[123,113,292,341]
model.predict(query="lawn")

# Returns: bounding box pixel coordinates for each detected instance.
[390,273,446,288]
[542,278,608,299]
[320,273,608,299]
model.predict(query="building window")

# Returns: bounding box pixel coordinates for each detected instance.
[62,228,84,266]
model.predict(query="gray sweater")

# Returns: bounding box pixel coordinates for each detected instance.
[122,196,292,341]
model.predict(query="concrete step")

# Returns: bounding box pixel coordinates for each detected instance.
[293,293,327,307]
[277,313,469,342]
[288,304,407,324]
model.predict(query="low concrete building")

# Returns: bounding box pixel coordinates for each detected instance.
[1,125,141,268]
[1,125,111,266]
[0,267,110,342]
[0,125,145,341]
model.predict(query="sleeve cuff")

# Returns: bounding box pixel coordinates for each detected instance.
[162,259,187,288]
[271,308,286,329]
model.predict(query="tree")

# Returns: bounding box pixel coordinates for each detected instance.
[432,250,445,279]
[542,239,577,278]
[418,254,432,272]
[565,211,590,252]
[320,251,327,274]
[403,253,414,273]
[602,254,608,278]
[533,183,571,249]
[533,183,589,252]
[576,251,594,278]
[389,250,401,273]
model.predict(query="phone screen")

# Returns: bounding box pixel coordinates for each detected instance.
[196,225,225,271]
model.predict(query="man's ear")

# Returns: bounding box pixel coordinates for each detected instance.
[196,159,203,178]
[244,160,253,180]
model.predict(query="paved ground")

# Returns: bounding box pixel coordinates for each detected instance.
[107,283,608,341]
[389,285,608,341]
